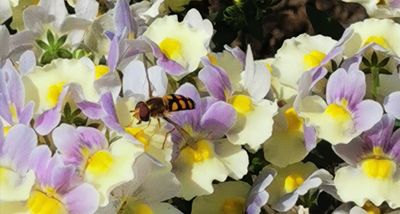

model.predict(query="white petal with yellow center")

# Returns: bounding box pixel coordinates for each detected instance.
[342,0,400,18]
[0,168,35,201]
[227,99,278,151]
[266,162,317,206]
[335,164,400,209]
[27,190,67,214]
[345,18,400,56]
[299,96,355,145]
[84,138,144,206]
[192,181,250,214]
[143,14,210,73]
[22,59,99,113]
[173,140,230,200]
[272,34,336,89]
[264,105,308,167]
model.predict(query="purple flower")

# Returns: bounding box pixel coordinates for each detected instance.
[168,83,248,200]
[52,124,144,206]
[333,115,400,208]
[298,57,383,145]
[26,145,99,214]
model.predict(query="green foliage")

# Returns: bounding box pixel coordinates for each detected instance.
[36,30,73,65]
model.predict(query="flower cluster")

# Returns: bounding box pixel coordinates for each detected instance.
[1,0,400,213]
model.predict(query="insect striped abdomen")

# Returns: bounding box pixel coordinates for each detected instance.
[164,94,195,112]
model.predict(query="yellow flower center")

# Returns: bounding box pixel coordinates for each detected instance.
[94,65,109,80]
[303,50,326,70]
[159,38,182,60]
[220,197,245,214]
[265,63,273,73]
[208,54,218,65]
[0,167,10,185]
[364,36,389,49]
[86,150,114,175]
[3,126,11,136]
[180,140,213,163]
[9,103,18,122]
[125,127,150,150]
[132,203,154,214]
[284,174,304,193]
[27,190,67,214]
[362,201,381,214]
[285,107,303,131]
[361,158,396,179]
[376,0,387,5]
[229,95,254,115]
[324,99,352,122]
[46,82,65,108]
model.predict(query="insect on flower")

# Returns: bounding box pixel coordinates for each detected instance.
[132,94,196,125]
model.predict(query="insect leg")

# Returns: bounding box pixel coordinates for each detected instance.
[162,127,175,149]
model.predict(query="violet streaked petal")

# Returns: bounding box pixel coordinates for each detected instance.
[0,26,9,60]
[303,124,317,151]
[51,155,76,193]
[34,107,62,136]
[384,91,400,119]
[94,72,121,99]
[122,60,148,99]
[246,168,276,214]
[107,35,119,72]
[3,125,37,172]
[99,92,124,132]
[63,183,99,214]
[29,145,52,185]
[200,101,236,140]
[199,57,232,101]
[148,65,168,97]
[34,86,69,135]
[52,124,81,165]
[114,0,137,39]
[333,137,365,165]
[18,101,34,125]
[353,100,383,134]
[362,114,394,150]
[326,67,366,107]
[77,101,103,120]
[0,120,4,149]
[18,50,36,75]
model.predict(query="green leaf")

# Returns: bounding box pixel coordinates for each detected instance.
[73,117,88,126]
[71,108,82,118]
[56,35,68,48]
[110,136,122,144]
[396,119,400,127]
[378,57,390,67]
[371,51,378,65]
[47,30,55,45]
[64,103,71,117]
[57,49,73,59]
[36,40,49,50]
[40,51,54,65]
[362,57,370,67]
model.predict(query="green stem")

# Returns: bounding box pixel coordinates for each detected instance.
[371,66,380,100]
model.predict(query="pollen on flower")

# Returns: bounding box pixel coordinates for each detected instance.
[9,103,18,122]
[46,82,65,108]
[132,203,154,214]
[181,140,213,163]
[94,65,109,80]
[230,95,254,114]
[86,150,114,175]
[3,126,10,136]
[362,201,381,214]
[303,50,326,70]
[324,99,352,122]
[284,174,304,193]
[27,190,67,214]
[361,158,396,179]
[364,36,390,49]
[207,54,218,65]
[265,63,273,73]
[159,38,182,60]
[221,197,245,214]
[285,107,303,132]
[125,127,150,149]
[0,167,9,185]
